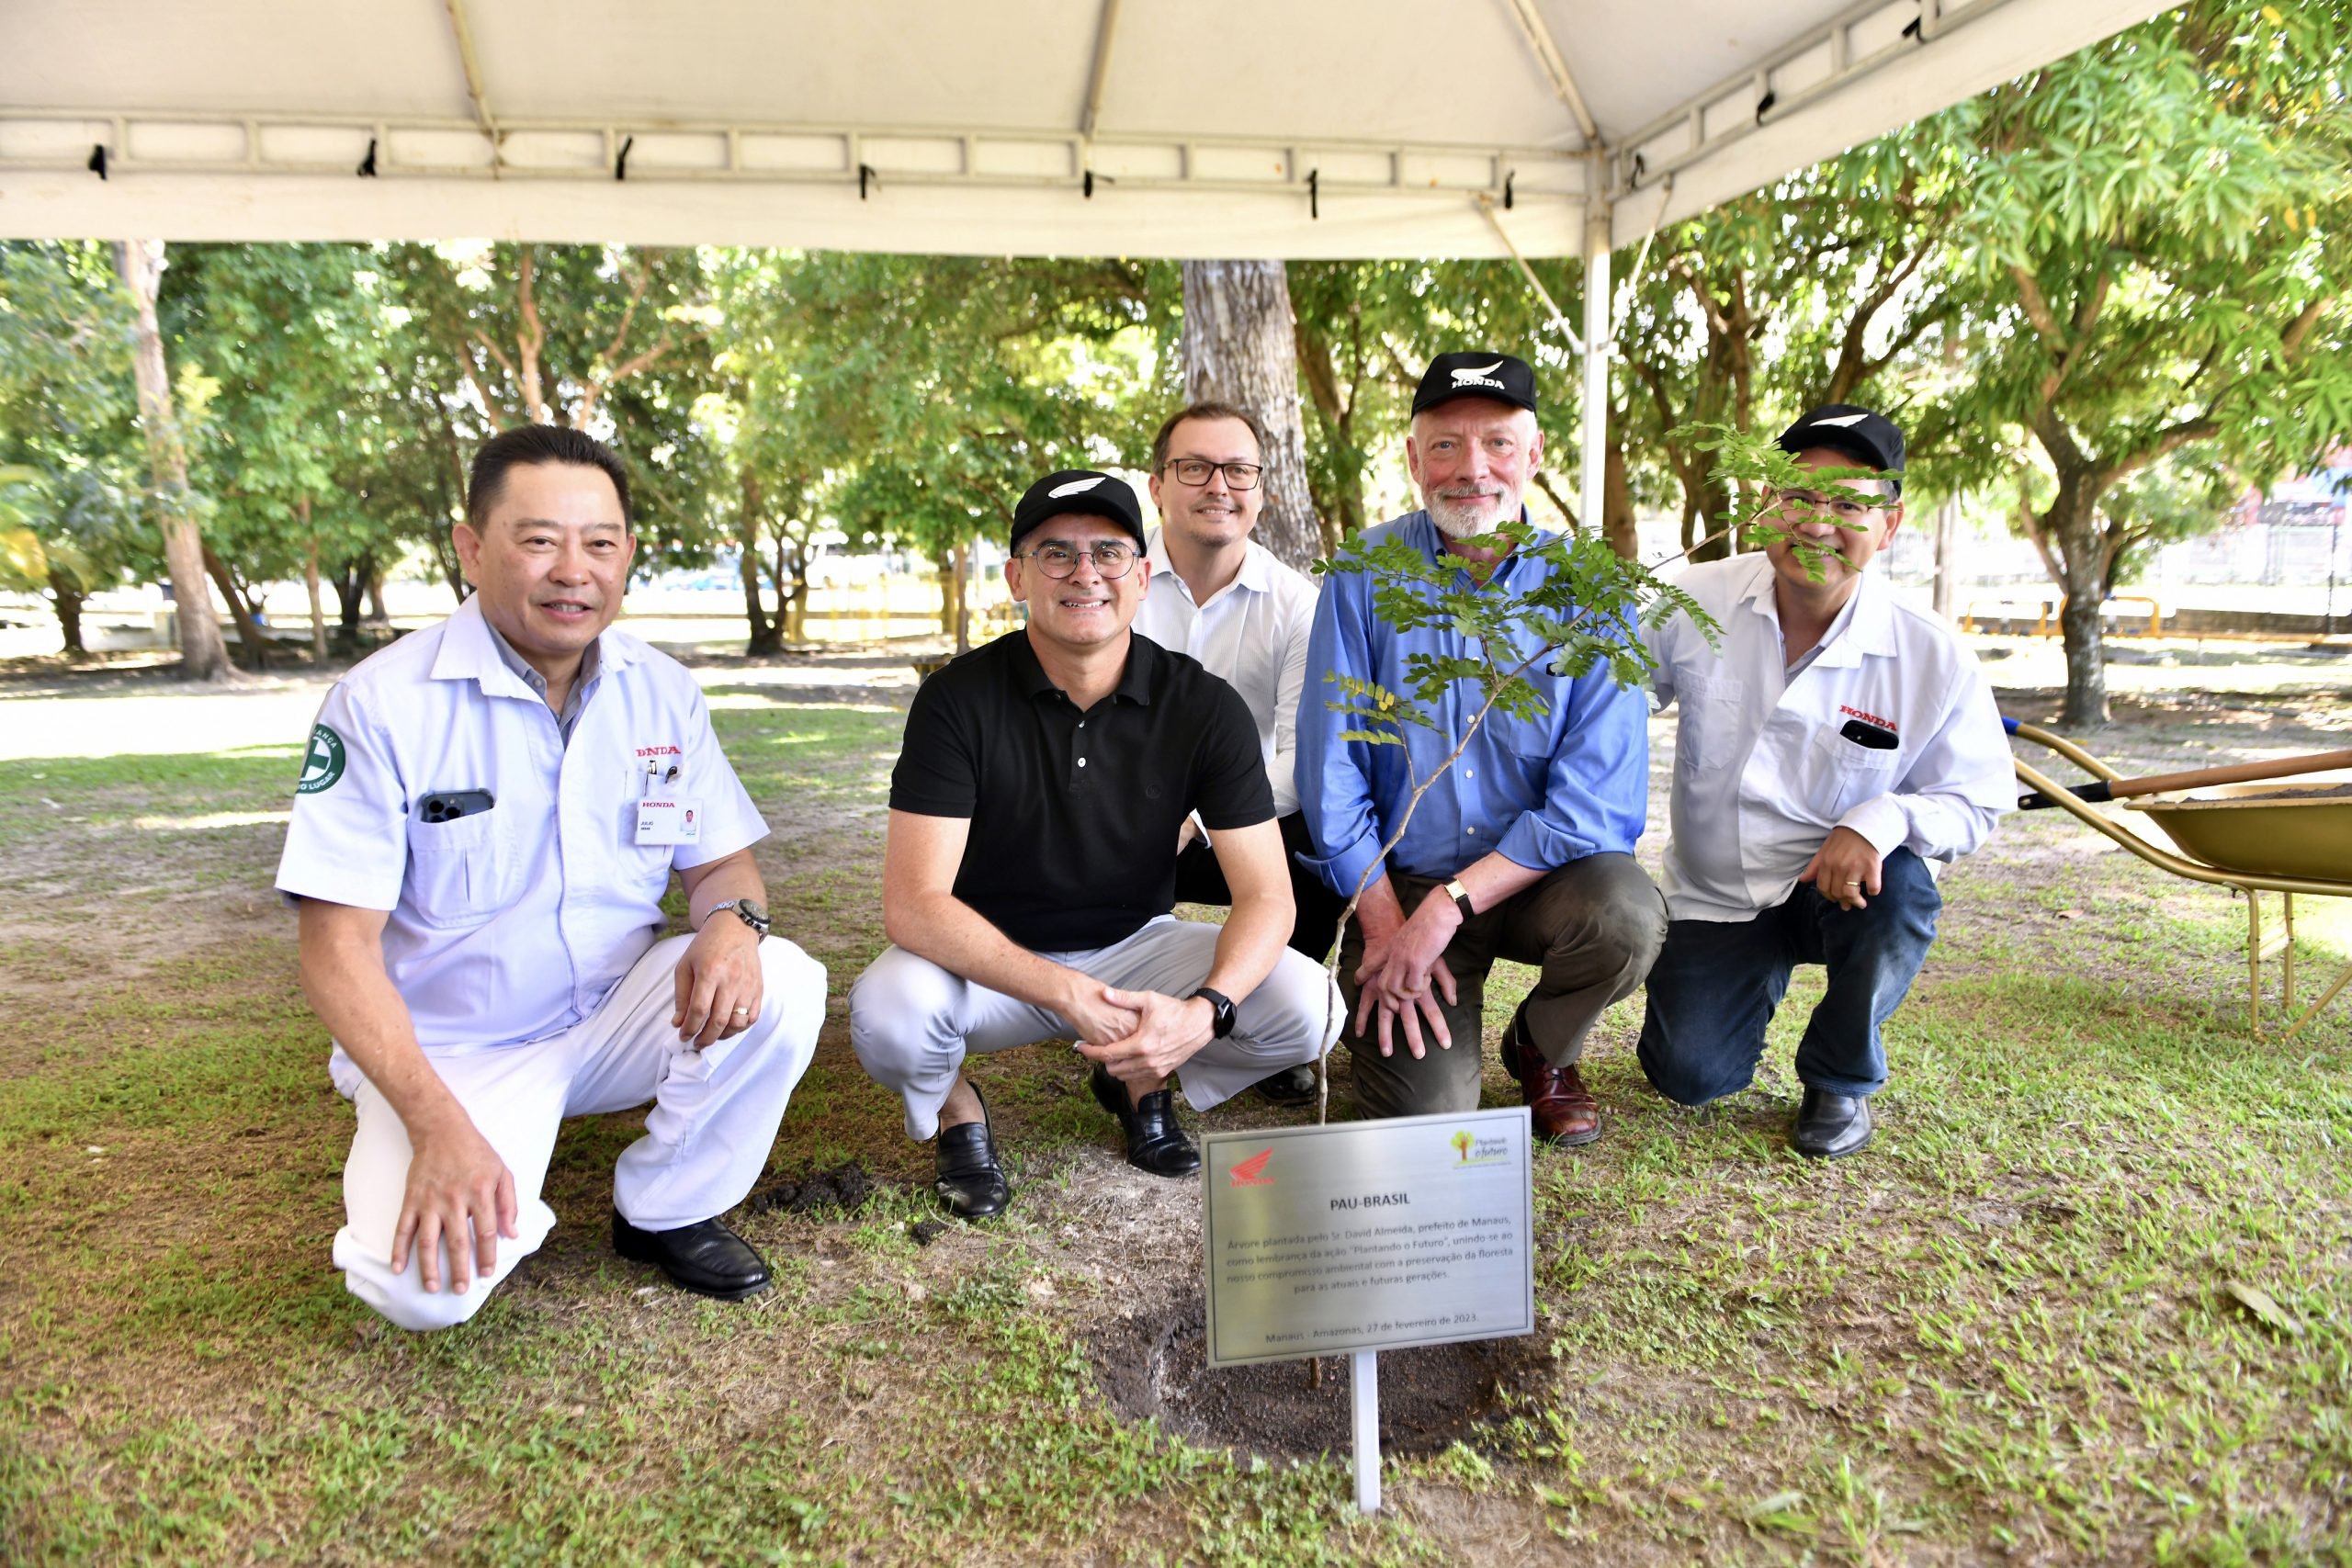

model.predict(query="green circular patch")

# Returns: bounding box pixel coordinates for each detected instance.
[298,723,346,795]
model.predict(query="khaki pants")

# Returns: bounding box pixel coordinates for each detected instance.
[1336,852,1666,1119]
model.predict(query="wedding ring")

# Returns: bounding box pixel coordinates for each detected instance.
[731,1006,751,1016]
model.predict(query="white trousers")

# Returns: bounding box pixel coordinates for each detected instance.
[330,933,825,1332]
[848,916,1341,1141]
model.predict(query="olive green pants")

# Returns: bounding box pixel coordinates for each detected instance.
[1335,852,1666,1119]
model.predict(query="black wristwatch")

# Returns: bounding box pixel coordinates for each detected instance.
[708,897,770,937]
[1191,986,1238,1038]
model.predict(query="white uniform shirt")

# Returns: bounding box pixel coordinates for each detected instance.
[275,594,768,1050]
[1132,527,1319,817]
[1643,554,2013,922]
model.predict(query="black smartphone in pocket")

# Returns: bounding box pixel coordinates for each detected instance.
[420,789,496,824]
[1838,718,1899,750]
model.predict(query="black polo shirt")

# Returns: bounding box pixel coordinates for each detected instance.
[890,628,1274,952]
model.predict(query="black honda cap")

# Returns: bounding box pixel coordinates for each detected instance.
[1411,351,1538,416]
[1008,469,1146,552]
[1778,404,1905,495]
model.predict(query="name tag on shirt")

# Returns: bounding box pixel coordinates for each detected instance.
[635,797,703,846]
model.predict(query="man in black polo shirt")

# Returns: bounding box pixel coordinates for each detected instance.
[848,469,1340,1219]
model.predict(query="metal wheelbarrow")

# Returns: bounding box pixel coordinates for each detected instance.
[2007,716,2352,1038]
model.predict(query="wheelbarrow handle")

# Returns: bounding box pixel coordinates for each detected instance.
[2016,748,2352,809]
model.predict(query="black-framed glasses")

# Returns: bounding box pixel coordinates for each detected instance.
[1166,457,1263,491]
[1769,486,1884,522]
[1020,541,1138,580]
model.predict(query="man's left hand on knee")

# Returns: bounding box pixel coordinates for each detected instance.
[1798,827,1884,912]
[673,918,766,1049]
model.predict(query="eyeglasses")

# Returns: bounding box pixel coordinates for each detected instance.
[1770,487,1886,522]
[1020,542,1138,580]
[1166,457,1263,491]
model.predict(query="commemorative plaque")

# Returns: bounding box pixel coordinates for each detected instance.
[1201,1107,1536,1511]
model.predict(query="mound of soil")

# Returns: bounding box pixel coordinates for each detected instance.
[745,1159,880,1216]
[1091,1294,1552,1460]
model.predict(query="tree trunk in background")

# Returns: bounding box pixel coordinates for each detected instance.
[202,542,273,669]
[952,540,971,655]
[1602,439,1638,560]
[113,238,231,682]
[1931,496,1959,623]
[366,569,391,627]
[337,557,368,644]
[303,503,328,662]
[780,538,809,643]
[739,474,780,656]
[1181,261,1321,571]
[2037,472,2111,730]
[49,569,85,656]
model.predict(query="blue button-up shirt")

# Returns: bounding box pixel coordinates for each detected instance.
[1296,510,1648,897]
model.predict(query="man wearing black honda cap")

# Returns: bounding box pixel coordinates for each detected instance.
[848,468,1340,1218]
[1636,404,2012,1156]
[1297,352,1667,1142]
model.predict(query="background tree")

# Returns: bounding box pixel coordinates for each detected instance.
[1938,0,2352,727]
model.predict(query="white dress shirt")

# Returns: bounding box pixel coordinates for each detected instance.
[1642,554,2013,922]
[277,593,769,1051]
[1132,527,1320,818]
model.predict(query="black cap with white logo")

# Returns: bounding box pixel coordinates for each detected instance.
[1411,351,1539,416]
[1778,404,1905,495]
[1009,469,1147,552]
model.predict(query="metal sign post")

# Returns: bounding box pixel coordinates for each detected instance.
[1201,1106,1536,1517]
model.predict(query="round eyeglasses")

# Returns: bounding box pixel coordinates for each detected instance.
[1020,542,1138,580]
[1167,457,1263,491]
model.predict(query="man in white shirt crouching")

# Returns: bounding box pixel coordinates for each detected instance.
[1637,405,2013,1158]
[1132,401,1340,1107]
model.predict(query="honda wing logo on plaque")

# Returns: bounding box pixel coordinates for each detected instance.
[1201,1108,1534,1368]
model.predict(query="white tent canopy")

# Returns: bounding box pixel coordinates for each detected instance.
[0,0,2170,527]
[4,0,2169,258]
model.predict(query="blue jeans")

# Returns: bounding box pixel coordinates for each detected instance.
[1636,849,1941,1104]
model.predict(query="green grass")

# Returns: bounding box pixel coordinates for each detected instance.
[1,684,2349,1563]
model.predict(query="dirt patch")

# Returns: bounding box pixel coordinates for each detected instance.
[744,1157,885,1215]
[1090,1293,1552,1460]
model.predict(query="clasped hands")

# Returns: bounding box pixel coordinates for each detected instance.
[1068,976,1215,1094]
[1351,888,1461,1060]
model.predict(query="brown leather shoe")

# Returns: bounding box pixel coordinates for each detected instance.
[1501,1012,1601,1146]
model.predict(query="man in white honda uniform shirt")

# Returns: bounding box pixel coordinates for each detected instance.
[1131,400,1340,1107]
[1636,404,2012,1157]
[277,426,825,1330]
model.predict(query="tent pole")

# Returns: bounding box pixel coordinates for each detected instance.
[1578,169,1611,532]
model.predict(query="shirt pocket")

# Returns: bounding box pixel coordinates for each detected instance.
[404,808,515,929]
[1804,725,1902,818]
[1675,674,1748,773]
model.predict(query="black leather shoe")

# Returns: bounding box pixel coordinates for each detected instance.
[1252,1064,1319,1107]
[1091,1064,1203,1178]
[611,1210,772,1301]
[1792,1087,1873,1159]
[934,1085,1011,1219]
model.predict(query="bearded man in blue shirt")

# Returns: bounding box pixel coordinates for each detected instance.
[1297,352,1667,1143]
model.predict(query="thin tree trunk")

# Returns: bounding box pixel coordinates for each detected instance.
[366,569,391,627]
[1182,260,1321,571]
[953,539,971,656]
[302,502,328,662]
[2041,480,2110,730]
[112,238,231,682]
[1602,437,1638,561]
[337,557,368,644]
[740,474,780,656]
[202,542,273,669]
[1931,496,1960,623]
[48,568,85,656]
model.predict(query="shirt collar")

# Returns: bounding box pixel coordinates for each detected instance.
[1009,626,1156,706]
[1143,526,1271,605]
[431,592,633,692]
[1739,554,1898,664]
[1402,507,1555,580]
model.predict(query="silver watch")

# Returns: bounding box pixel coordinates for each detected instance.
[708,897,770,937]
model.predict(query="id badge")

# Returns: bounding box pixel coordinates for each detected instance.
[635,796,703,846]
